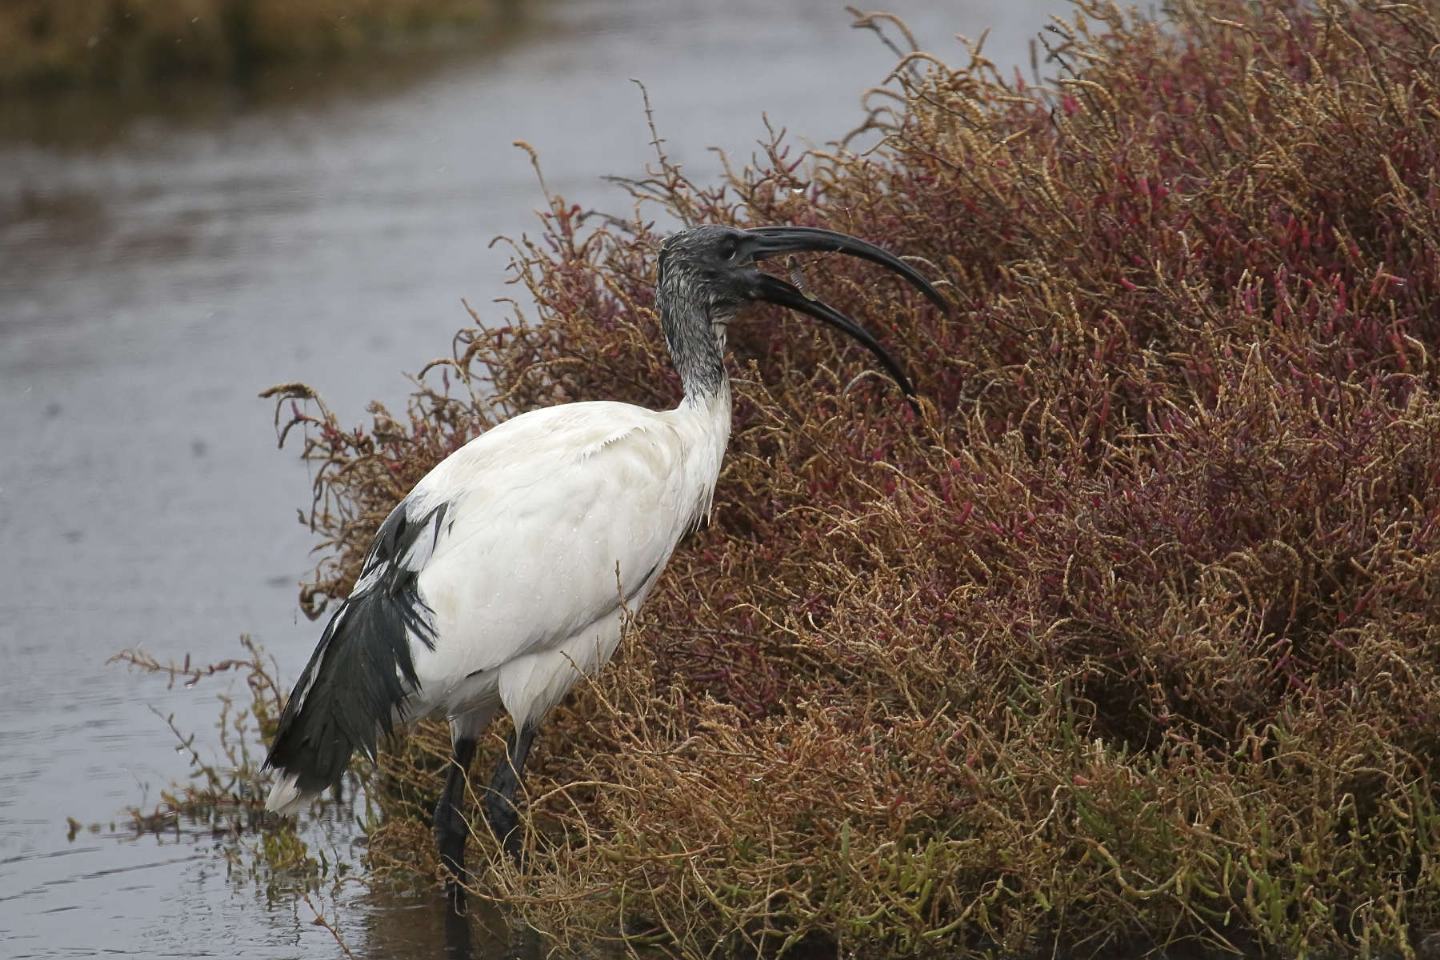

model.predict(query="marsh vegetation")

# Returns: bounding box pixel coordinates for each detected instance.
[0,0,515,89]
[124,1,1440,956]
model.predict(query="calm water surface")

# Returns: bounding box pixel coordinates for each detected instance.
[0,2,1068,956]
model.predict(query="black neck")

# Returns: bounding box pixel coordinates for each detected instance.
[659,297,727,403]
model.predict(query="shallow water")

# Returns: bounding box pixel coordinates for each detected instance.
[0,2,1068,956]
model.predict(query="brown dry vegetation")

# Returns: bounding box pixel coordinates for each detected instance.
[0,0,509,89]
[261,1,1440,956]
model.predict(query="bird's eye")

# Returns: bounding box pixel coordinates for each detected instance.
[719,239,739,261]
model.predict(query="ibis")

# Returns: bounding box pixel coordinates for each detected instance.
[263,224,945,884]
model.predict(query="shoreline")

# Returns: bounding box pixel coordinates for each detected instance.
[0,0,520,92]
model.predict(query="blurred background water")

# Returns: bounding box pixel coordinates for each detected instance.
[0,2,1069,956]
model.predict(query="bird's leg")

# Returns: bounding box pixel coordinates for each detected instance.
[483,722,537,863]
[434,734,478,895]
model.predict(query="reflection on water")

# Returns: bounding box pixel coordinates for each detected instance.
[356,884,539,960]
[0,2,1070,956]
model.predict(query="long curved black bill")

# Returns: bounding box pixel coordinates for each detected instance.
[752,272,918,410]
[747,225,949,314]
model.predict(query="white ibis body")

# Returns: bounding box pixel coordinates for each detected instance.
[263,224,945,879]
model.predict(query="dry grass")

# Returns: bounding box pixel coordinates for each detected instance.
[108,638,342,888]
[255,1,1440,956]
[0,0,508,89]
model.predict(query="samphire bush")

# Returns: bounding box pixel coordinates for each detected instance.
[267,1,1440,956]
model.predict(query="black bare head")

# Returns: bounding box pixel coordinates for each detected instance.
[655,224,946,405]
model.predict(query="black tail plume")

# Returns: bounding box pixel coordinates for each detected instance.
[264,501,443,809]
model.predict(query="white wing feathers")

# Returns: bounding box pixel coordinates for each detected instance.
[391,400,717,715]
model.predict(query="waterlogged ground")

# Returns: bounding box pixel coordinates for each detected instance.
[0,2,1068,956]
